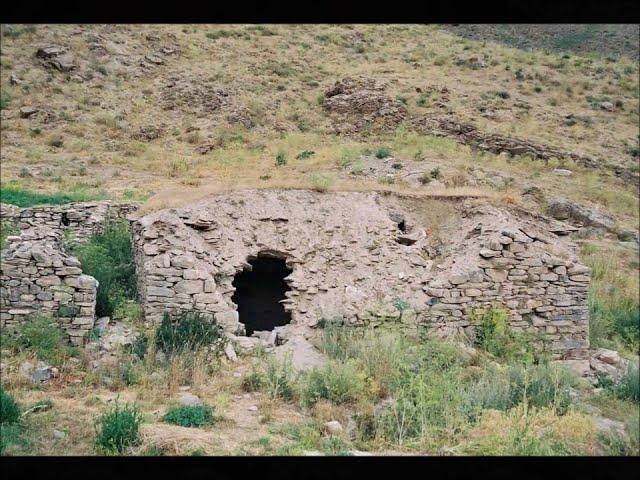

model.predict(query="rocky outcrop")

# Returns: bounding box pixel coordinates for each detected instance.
[0,228,97,344]
[412,115,600,169]
[546,198,617,234]
[323,77,407,134]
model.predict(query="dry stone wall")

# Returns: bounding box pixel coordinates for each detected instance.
[1,201,138,244]
[0,227,97,344]
[420,204,590,361]
[0,192,591,362]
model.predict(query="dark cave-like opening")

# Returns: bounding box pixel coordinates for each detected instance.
[231,255,292,336]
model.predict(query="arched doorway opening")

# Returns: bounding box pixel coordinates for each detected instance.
[231,254,292,336]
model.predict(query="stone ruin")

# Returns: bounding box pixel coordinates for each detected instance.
[130,190,591,368]
[0,201,137,344]
[0,190,592,371]
[0,227,97,345]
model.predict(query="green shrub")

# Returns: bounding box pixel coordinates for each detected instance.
[155,310,223,355]
[95,402,143,454]
[275,151,287,166]
[296,150,315,160]
[163,405,215,427]
[320,323,406,391]
[72,218,137,317]
[473,308,549,364]
[0,388,20,425]
[374,147,391,159]
[430,167,442,179]
[612,363,640,404]
[8,315,76,366]
[0,91,10,110]
[301,360,370,407]
[243,356,297,401]
[506,363,576,414]
[309,173,333,193]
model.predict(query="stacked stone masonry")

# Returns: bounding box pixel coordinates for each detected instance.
[421,204,590,360]
[1,201,138,244]
[0,228,97,344]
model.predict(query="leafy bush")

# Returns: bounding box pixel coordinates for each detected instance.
[155,310,223,355]
[473,308,548,364]
[300,361,370,407]
[374,147,391,159]
[243,355,297,401]
[611,363,640,404]
[0,388,20,425]
[95,402,143,454]
[275,151,287,166]
[163,405,215,427]
[7,315,77,366]
[72,218,137,317]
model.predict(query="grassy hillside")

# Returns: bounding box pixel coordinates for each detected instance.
[0,24,638,457]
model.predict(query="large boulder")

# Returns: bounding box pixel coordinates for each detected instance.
[546,198,616,232]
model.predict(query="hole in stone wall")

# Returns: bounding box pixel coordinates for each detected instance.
[231,254,292,336]
[61,212,70,226]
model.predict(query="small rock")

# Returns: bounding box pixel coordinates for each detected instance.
[303,451,324,456]
[31,364,53,383]
[598,101,614,112]
[593,348,620,365]
[224,342,237,362]
[19,106,39,118]
[145,54,164,65]
[53,430,66,440]
[322,420,344,436]
[178,393,203,407]
[247,405,258,412]
[178,386,191,392]
[552,168,573,176]
[19,361,34,377]
[95,317,110,335]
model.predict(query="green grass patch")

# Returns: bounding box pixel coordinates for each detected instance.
[163,405,216,428]
[0,184,108,207]
[1,315,78,366]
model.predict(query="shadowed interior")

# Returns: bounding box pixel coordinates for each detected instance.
[231,255,292,336]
